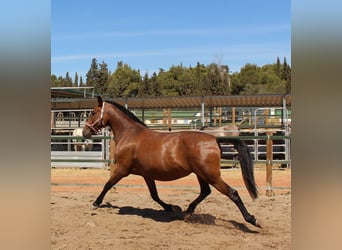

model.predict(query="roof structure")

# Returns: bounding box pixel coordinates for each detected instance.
[51,94,291,110]
[51,87,95,99]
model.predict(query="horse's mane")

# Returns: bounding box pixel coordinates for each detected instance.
[105,100,148,127]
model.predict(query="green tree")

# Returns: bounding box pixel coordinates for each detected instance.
[193,62,207,95]
[51,75,67,87]
[230,60,289,95]
[52,56,291,97]
[65,72,73,87]
[231,64,260,95]
[172,65,194,96]
[79,76,84,87]
[108,61,141,97]
[51,74,57,87]
[281,57,291,93]
[157,67,178,96]
[86,58,99,87]
[276,56,281,77]
[138,72,150,97]
[150,72,161,96]
[96,61,109,95]
[73,72,79,87]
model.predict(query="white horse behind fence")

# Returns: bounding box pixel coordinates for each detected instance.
[72,128,93,151]
[199,124,240,137]
[200,124,240,165]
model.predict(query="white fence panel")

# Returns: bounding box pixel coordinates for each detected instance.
[51,151,106,168]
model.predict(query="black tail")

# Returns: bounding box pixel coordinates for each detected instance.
[216,137,258,199]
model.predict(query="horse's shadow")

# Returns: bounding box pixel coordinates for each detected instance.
[97,202,259,233]
[101,202,183,222]
[99,202,188,223]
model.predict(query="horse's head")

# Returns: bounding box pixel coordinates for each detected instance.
[83,96,107,139]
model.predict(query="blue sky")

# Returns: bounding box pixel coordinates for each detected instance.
[51,0,291,80]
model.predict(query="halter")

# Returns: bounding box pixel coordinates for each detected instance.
[85,101,105,133]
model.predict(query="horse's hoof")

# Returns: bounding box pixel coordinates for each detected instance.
[183,213,193,221]
[171,205,182,213]
[254,218,263,228]
[92,202,100,210]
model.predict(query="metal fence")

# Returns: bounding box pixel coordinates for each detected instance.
[50,107,291,168]
[51,129,111,168]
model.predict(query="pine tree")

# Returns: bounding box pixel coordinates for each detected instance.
[79,76,84,87]
[97,61,109,95]
[65,72,73,87]
[86,58,99,87]
[282,57,291,93]
[51,74,57,87]
[138,72,150,97]
[206,64,221,95]
[281,57,290,81]
[276,56,281,77]
[74,72,79,87]
[150,72,161,96]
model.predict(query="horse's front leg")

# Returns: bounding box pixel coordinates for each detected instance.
[93,165,129,208]
[143,177,182,213]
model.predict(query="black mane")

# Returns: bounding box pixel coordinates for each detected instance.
[105,100,148,127]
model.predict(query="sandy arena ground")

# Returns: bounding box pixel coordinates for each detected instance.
[51,166,291,249]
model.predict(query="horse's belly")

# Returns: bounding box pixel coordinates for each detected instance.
[132,163,192,181]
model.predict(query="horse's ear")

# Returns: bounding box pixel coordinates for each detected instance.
[97,96,103,107]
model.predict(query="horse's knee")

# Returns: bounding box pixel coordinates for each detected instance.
[203,187,211,196]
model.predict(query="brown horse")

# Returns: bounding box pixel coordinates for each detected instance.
[83,96,260,227]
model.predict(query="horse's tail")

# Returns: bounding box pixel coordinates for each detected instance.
[216,137,258,200]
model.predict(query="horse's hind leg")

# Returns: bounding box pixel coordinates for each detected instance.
[143,177,181,213]
[185,175,211,214]
[211,177,260,227]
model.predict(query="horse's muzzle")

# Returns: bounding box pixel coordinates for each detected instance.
[82,127,92,139]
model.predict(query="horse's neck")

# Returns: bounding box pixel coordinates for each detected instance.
[107,107,145,139]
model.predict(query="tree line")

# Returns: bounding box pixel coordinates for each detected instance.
[51,57,291,97]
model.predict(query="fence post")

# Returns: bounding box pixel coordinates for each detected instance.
[232,107,236,125]
[167,109,172,131]
[163,109,167,128]
[266,132,275,196]
[218,107,222,126]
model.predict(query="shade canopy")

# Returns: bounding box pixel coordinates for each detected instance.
[51,94,291,110]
